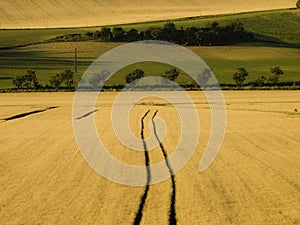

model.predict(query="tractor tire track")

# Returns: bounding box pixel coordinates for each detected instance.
[152,110,177,225]
[133,110,151,225]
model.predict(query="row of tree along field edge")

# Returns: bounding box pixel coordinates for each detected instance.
[45,6,300,47]
[50,22,256,46]
[0,8,299,49]
[4,66,299,92]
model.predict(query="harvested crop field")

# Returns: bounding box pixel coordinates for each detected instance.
[0,91,299,225]
[0,0,295,29]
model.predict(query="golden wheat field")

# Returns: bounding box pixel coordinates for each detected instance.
[0,91,299,225]
[0,0,296,28]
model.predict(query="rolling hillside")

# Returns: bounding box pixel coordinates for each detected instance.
[0,0,296,29]
[0,9,299,49]
[0,42,299,89]
[0,91,299,224]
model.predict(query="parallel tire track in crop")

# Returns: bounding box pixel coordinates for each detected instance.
[133,110,177,225]
[133,110,151,225]
[152,110,177,225]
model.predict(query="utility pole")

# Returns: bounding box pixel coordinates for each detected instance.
[74,48,78,73]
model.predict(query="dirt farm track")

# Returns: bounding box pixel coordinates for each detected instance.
[0,91,299,225]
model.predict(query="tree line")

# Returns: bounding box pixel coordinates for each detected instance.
[11,66,290,91]
[78,67,182,90]
[52,22,254,46]
[12,69,75,90]
[232,66,285,87]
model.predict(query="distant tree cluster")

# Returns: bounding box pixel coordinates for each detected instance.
[232,66,285,87]
[49,69,74,89]
[11,66,287,91]
[233,68,249,87]
[268,67,284,85]
[197,68,212,87]
[12,70,41,89]
[162,67,180,85]
[12,69,75,90]
[87,69,110,90]
[52,22,254,46]
[125,69,145,85]
[124,67,180,87]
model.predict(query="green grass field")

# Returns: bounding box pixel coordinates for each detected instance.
[122,9,300,44]
[0,42,299,89]
[0,9,299,89]
[0,9,299,49]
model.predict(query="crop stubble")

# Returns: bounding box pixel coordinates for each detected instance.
[0,91,299,224]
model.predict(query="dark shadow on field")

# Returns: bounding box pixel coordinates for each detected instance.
[1,106,58,121]
[76,109,98,120]
[133,110,151,225]
[152,110,177,225]
[247,32,300,48]
[0,48,95,70]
